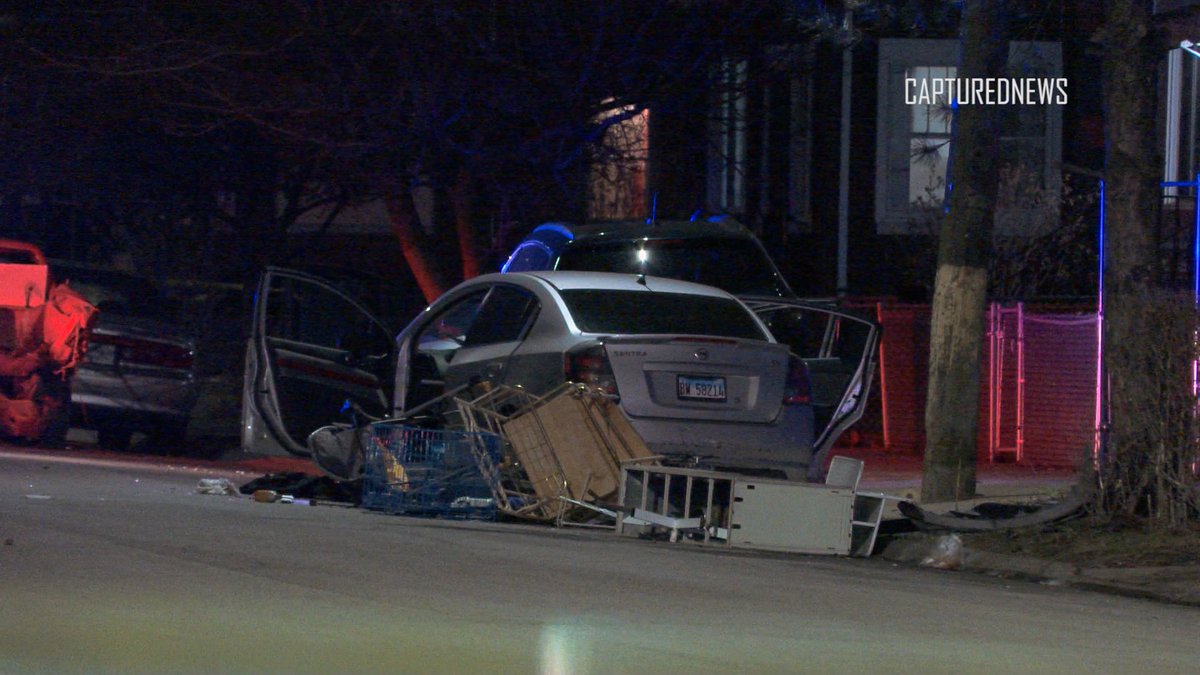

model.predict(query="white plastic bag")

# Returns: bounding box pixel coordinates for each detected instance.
[919,534,964,570]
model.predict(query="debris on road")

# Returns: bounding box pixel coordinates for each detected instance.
[898,487,1089,532]
[360,424,501,519]
[250,490,313,505]
[455,383,658,523]
[196,477,239,496]
[238,471,359,505]
[919,534,964,570]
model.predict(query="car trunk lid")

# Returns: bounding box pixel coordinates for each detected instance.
[601,335,790,423]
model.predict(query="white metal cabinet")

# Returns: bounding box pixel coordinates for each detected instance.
[727,480,853,554]
[616,465,854,555]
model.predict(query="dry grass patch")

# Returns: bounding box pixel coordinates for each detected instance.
[961,516,1200,568]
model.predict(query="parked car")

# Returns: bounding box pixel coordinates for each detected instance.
[501,217,796,298]
[243,268,877,481]
[50,261,198,452]
[502,217,881,468]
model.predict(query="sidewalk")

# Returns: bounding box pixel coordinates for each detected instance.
[879,533,1200,607]
[836,448,1200,608]
[835,446,1078,506]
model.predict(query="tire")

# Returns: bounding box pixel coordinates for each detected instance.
[38,405,71,448]
[135,419,190,456]
[97,427,133,452]
[36,372,71,448]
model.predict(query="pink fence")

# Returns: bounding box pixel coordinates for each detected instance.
[849,301,1098,469]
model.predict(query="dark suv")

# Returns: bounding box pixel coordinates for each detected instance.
[501,217,796,299]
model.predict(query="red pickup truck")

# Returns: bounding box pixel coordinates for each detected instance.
[0,240,97,443]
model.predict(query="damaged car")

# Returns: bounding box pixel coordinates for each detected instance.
[503,217,881,470]
[243,268,878,481]
[0,241,97,444]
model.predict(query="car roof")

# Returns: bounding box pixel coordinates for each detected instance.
[475,270,736,299]
[552,218,754,243]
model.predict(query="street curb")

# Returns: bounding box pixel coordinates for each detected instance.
[878,534,1200,608]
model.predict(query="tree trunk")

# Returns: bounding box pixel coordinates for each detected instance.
[1098,1,1162,485]
[386,191,449,303]
[921,0,1008,503]
[452,169,487,280]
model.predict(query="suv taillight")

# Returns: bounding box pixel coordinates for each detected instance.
[90,333,194,370]
[564,343,619,395]
[783,356,812,406]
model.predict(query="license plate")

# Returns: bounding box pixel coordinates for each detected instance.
[677,375,726,402]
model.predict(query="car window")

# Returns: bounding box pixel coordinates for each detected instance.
[503,242,554,273]
[265,276,390,356]
[756,306,872,365]
[463,286,539,347]
[555,237,789,297]
[559,290,767,340]
[54,266,176,322]
[416,290,488,351]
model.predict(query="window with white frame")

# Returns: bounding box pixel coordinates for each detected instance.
[704,52,814,232]
[707,59,749,214]
[1164,47,1200,192]
[876,39,1063,235]
[907,65,957,207]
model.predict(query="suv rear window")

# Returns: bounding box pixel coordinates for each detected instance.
[559,290,767,340]
[555,237,789,297]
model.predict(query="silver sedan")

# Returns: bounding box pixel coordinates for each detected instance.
[392,271,816,479]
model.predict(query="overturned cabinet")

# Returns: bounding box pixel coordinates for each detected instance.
[616,465,857,556]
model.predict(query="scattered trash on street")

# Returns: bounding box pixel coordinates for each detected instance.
[920,534,965,570]
[250,490,313,505]
[195,477,239,496]
[898,488,1087,532]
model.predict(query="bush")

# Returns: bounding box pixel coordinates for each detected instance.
[1098,291,1200,525]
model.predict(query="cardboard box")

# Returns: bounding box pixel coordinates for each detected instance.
[502,387,654,504]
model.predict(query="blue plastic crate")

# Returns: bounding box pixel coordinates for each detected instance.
[361,424,502,519]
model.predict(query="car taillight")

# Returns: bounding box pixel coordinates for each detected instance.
[783,356,812,406]
[90,333,194,370]
[564,343,619,395]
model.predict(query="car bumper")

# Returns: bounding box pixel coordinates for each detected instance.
[623,405,815,481]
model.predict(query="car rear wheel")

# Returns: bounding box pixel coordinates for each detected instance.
[97,427,133,452]
[128,419,190,456]
[36,373,71,448]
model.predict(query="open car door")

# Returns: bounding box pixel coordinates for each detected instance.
[242,267,393,457]
[743,299,880,467]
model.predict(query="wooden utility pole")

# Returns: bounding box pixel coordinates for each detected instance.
[921,0,1008,503]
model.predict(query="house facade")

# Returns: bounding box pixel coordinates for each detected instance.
[614,4,1104,301]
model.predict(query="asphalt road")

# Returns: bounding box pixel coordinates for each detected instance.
[1,446,1196,675]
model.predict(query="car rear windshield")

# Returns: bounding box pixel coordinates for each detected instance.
[555,237,790,297]
[559,290,767,340]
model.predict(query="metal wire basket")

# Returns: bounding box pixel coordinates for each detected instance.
[360,423,502,519]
